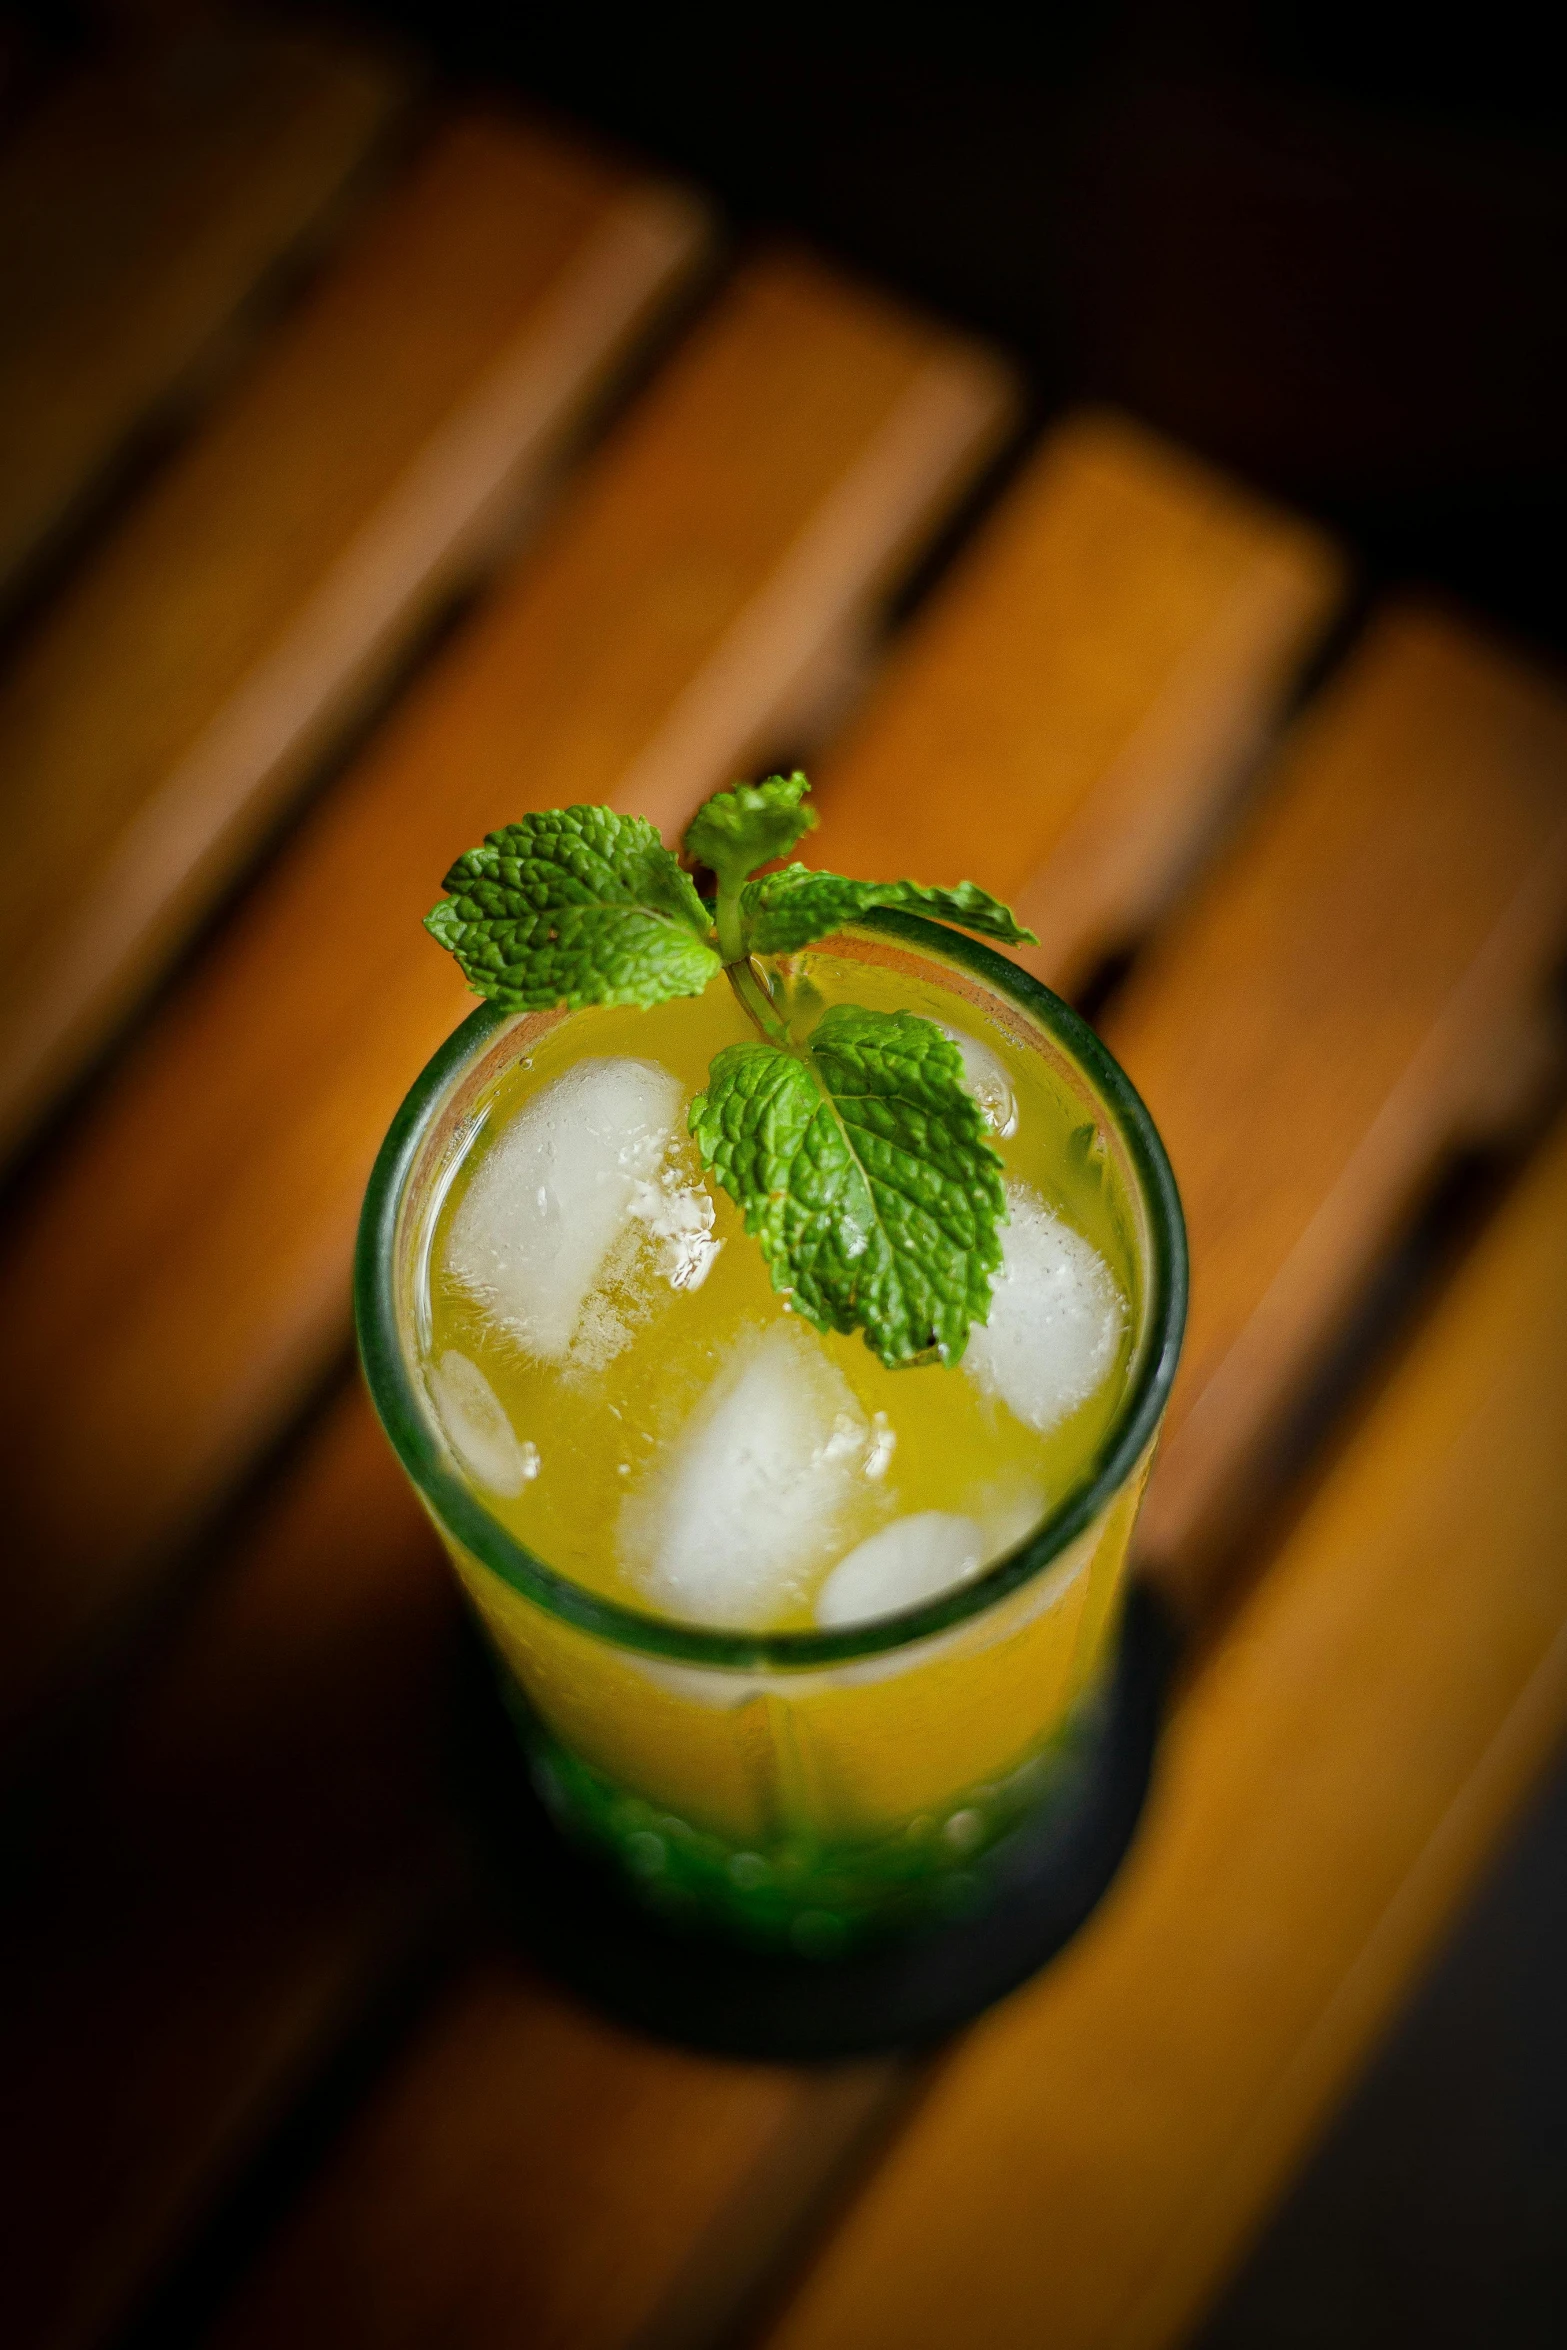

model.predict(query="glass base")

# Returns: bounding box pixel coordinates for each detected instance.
[451,1581,1176,2060]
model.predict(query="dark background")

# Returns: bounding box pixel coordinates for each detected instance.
[313,0,1567,673]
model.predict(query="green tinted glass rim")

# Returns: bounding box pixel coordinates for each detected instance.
[355,910,1187,1669]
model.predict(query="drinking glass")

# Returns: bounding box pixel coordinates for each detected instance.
[357,912,1186,1958]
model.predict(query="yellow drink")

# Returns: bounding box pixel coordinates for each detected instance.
[361,919,1184,1950]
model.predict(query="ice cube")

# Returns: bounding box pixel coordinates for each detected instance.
[562,1160,720,1374]
[623,1323,871,1628]
[940,1024,1017,1137]
[864,1411,896,1480]
[562,1286,634,1376]
[429,1350,539,1497]
[979,1481,1049,1553]
[965,1181,1125,1430]
[445,1057,683,1361]
[626,1166,720,1292]
[815,1511,987,1627]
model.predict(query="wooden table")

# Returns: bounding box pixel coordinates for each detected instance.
[2,23,1565,2350]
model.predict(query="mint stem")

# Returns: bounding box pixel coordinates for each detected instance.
[712,862,788,1044]
[714,866,746,966]
[725,953,789,1045]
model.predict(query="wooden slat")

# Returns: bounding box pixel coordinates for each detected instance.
[758,1105,1567,2350]
[811,408,1342,995]
[0,18,405,605]
[0,250,1011,1745]
[0,113,708,1159]
[0,1382,464,2350]
[1108,604,1567,1597]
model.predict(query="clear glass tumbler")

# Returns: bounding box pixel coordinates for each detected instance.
[357,912,1186,1957]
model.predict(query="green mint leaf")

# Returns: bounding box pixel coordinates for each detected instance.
[682,771,816,888]
[425,806,720,1011]
[690,1006,1005,1368]
[739,866,1036,957]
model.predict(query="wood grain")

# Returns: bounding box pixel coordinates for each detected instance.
[0,17,405,605]
[0,250,1011,1744]
[0,113,709,1159]
[759,1104,1567,2350]
[1109,603,1567,1596]
[810,408,1342,994]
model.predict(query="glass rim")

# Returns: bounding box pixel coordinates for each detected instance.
[355,909,1188,1670]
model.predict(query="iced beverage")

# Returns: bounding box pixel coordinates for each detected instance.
[360,912,1184,1953]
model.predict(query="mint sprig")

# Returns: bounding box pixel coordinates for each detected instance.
[424,773,1034,1366]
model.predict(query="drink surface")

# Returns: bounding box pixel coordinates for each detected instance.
[419,947,1138,1637]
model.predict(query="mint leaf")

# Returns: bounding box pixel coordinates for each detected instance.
[426,807,720,1011]
[740,866,1036,957]
[690,1006,1005,1368]
[683,771,816,889]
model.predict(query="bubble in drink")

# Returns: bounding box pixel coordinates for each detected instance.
[445,1057,683,1361]
[429,1349,539,1496]
[965,1180,1125,1432]
[815,1510,988,1627]
[622,1322,873,1628]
